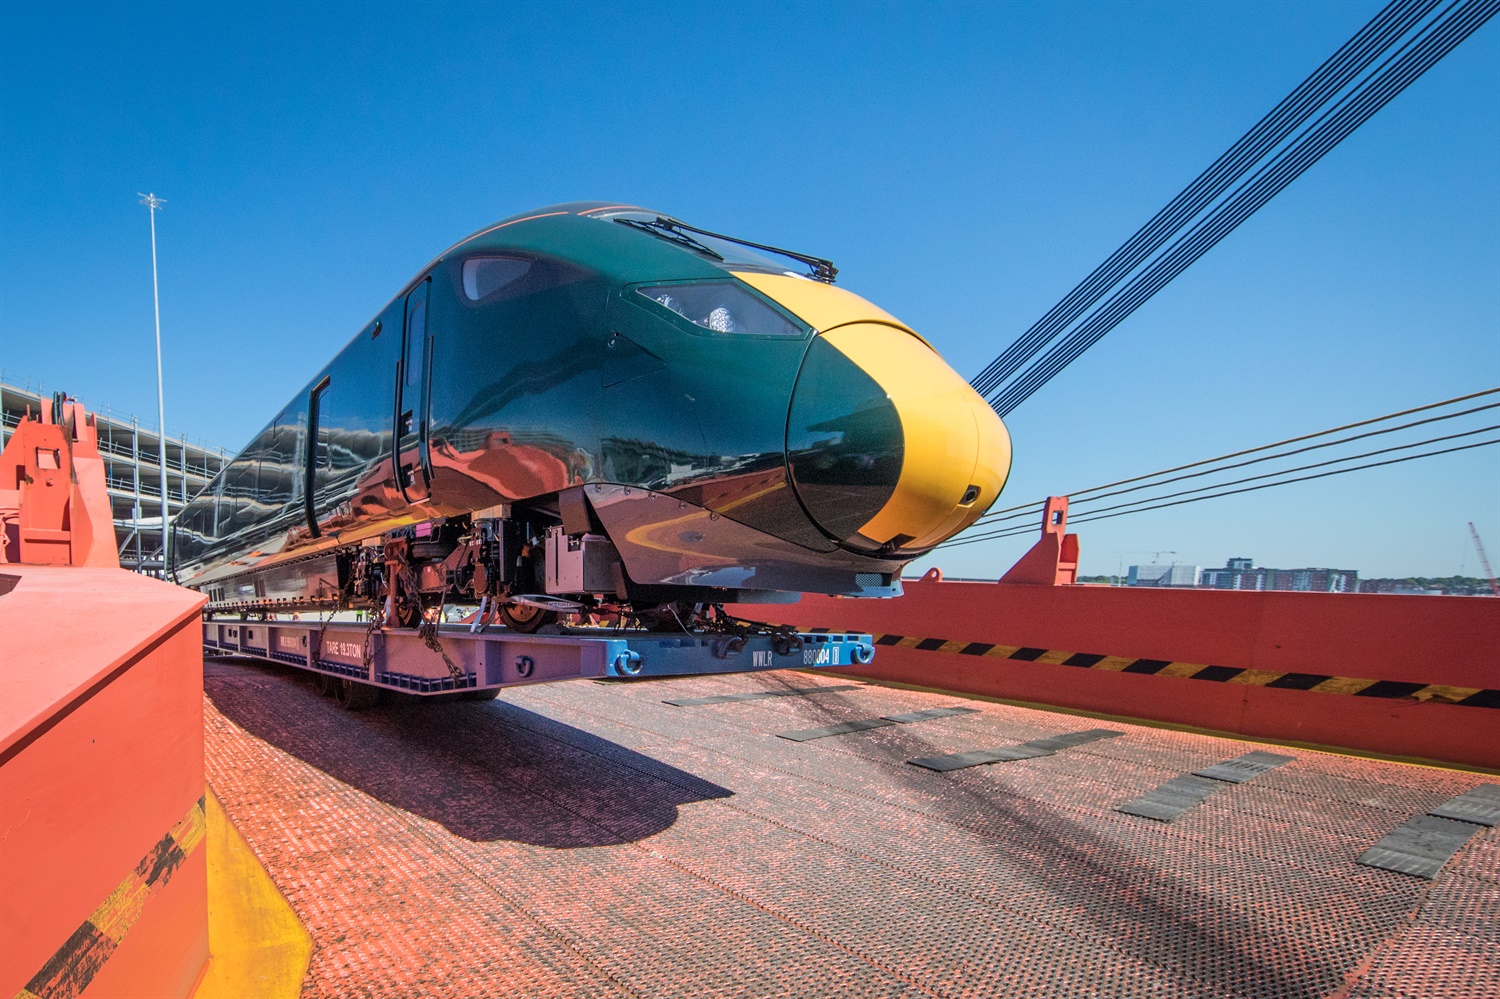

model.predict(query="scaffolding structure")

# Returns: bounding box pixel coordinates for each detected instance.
[1,381,230,575]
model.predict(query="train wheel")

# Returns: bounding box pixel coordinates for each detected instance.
[313,671,336,697]
[337,678,380,711]
[464,688,501,701]
[392,592,422,629]
[497,601,557,633]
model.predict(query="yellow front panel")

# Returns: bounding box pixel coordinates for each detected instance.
[818,325,1011,549]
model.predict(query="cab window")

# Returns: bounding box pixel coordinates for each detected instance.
[462,257,532,301]
[636,281,802,337]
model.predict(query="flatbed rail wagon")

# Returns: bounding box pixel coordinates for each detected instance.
[204,618,875,707]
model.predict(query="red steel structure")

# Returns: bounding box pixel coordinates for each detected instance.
[744,497,1500,770]
[0,395,119,568]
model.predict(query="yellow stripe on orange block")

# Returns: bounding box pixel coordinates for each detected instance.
[172,800,209,855]
[90,878,152,943]
[15,798,207,999]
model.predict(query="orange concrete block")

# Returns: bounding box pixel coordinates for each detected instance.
[1,565,207,999]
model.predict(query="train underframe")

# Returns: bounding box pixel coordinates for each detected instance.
[198,504,820,644]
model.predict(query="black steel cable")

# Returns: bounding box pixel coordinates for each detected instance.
[939,437,1500,549]
[984,0,1497,416]
[989,0,1498,413]
[990,0,1494,411]
[1058,423,1500,522]
[969,0,1438,397]
[984,0,1488,408]
[1076,408,1500,507]
[970,396,1500,528]
[970,387,1499,527]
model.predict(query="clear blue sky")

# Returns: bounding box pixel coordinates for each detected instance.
[2,1,1495,579]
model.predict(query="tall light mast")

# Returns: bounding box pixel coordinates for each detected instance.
[139,192,170,573]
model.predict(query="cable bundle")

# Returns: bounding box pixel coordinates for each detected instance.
[939,387,1500,550]
[972,0,1498,417]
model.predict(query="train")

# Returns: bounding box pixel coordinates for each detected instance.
[173,202,1011,632]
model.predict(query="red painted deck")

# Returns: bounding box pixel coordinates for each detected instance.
[203,658,1498,999]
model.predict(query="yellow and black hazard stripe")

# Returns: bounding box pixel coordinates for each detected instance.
[15,797,207,999]
[836,632,1500,709]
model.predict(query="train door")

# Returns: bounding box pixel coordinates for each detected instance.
[394,279,433,504]
[303,374,331,537]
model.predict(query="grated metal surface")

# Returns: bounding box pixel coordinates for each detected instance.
[203,660,1500,999]
[663,684,864,707]
[777,717,895,742]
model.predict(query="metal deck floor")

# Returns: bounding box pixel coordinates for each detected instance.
[203,659,1499,999]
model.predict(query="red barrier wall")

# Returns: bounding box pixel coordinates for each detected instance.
[743,579,1500,769]
[0,565,209,999]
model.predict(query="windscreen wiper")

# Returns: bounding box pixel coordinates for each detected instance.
[663,217,838,284]
[618,216,839,284]
[615,217,725,262]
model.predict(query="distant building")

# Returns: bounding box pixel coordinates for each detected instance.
[1127,563,1200,587]
[1358,578,1492,596]
[1199,558,1357,593]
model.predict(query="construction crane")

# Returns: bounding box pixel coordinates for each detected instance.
[1469,523,1499,597]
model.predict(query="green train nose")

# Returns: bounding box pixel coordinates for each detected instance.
[787,323,1012,553]
[786,335,905,544]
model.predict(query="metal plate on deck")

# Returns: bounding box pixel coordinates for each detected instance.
[1025,728,1123,753]
[1358,814,1484,879]
[1193,750,1296,783]
[908,729,1121,771]
[1116,775,1222,821]
[908,748,1017,771]
[1427,784,1500,827]
[880,707,980,723]
[1119,750,1298,822]
[664,684,863,707]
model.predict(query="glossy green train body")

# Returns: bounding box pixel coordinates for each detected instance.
[174,203,1011,620]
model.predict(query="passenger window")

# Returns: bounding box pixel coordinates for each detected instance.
[405,299,426,388]
[636,281,802,336]
[463,256,532,301]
